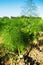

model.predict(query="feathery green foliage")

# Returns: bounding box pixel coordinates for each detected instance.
[0,16,43,55]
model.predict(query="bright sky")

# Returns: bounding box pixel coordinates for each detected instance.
[0,0,43,18]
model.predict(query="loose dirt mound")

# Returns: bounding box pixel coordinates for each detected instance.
[29,47,43,65]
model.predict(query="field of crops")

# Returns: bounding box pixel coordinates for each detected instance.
[0,16,43,65]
